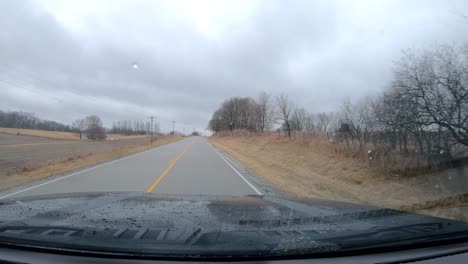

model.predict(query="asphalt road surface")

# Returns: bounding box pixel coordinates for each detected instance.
[0,137,262,199]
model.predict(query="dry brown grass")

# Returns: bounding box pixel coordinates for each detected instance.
[0,135,183,191]
[210,133,468,221]
[0,127,149,141]
[105,134,148,140]
[210,134,380,200]
[0,127,81,140]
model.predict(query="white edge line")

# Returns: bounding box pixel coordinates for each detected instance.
[0,146,160,200]
[206,141,263,195]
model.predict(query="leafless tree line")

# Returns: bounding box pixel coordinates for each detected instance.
[209,43,468,163]
[208,91,338,137]
[111,120,156,136]
[0,110,72,132]
[341,44,468,159]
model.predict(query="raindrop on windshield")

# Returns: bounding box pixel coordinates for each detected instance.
[132,63,139,70]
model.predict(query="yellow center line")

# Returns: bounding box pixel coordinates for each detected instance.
[145,142,194,193]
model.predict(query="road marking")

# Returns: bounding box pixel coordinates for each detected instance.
[206,141,263,195]
[0,145,166,200]
[146,142,194,193]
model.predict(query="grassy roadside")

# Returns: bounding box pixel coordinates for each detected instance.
[0,135,183,191]
[209,135,385,202]
[0,127,147,141]
[209,134,468,221]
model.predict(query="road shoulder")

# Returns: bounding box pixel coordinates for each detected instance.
[207,140,284,197]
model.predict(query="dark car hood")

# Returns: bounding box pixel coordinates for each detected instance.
[0,192,467,259]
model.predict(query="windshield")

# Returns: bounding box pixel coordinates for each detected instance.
[0,0,468,259]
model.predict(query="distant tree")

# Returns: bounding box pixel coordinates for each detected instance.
[0,110,72,132]
[257,91,274,133]
[84,115,106,140]
[208,97,259,132]
[290,107,308,132]
[72,119,86,140]
[276,93,293,137]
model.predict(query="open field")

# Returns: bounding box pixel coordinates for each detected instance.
[0,133,182,191]
[210,133,468,220]
[0,127,81,140]
[0,127,147,141]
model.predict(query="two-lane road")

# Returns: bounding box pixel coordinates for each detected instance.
[0,137,262,199]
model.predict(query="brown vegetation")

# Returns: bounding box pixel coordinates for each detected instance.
[0,127,80,140]
[210,132,468,221]
[0,127,147,141]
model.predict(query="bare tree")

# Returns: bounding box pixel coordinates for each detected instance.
[208,97,259,133]
[290,107,307,132]
[339,98,372,148]
[276,93,293,137]
[72,119,86,140]
[317,112,332,132]
[394,45,468,148]
[304,113,317,135]
[315,112,339,139]
[257,91,274,133]
[84,115,106,140]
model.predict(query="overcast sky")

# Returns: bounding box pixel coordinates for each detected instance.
[0,0,467,132]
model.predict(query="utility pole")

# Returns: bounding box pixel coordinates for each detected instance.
[156,119,160,137]
[148,116,156,144]
[172,120,176,135]
[183,128,185,136]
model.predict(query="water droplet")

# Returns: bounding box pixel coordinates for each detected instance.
[132,63,139,69]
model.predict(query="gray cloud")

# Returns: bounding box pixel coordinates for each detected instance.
[0,0,467,132]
